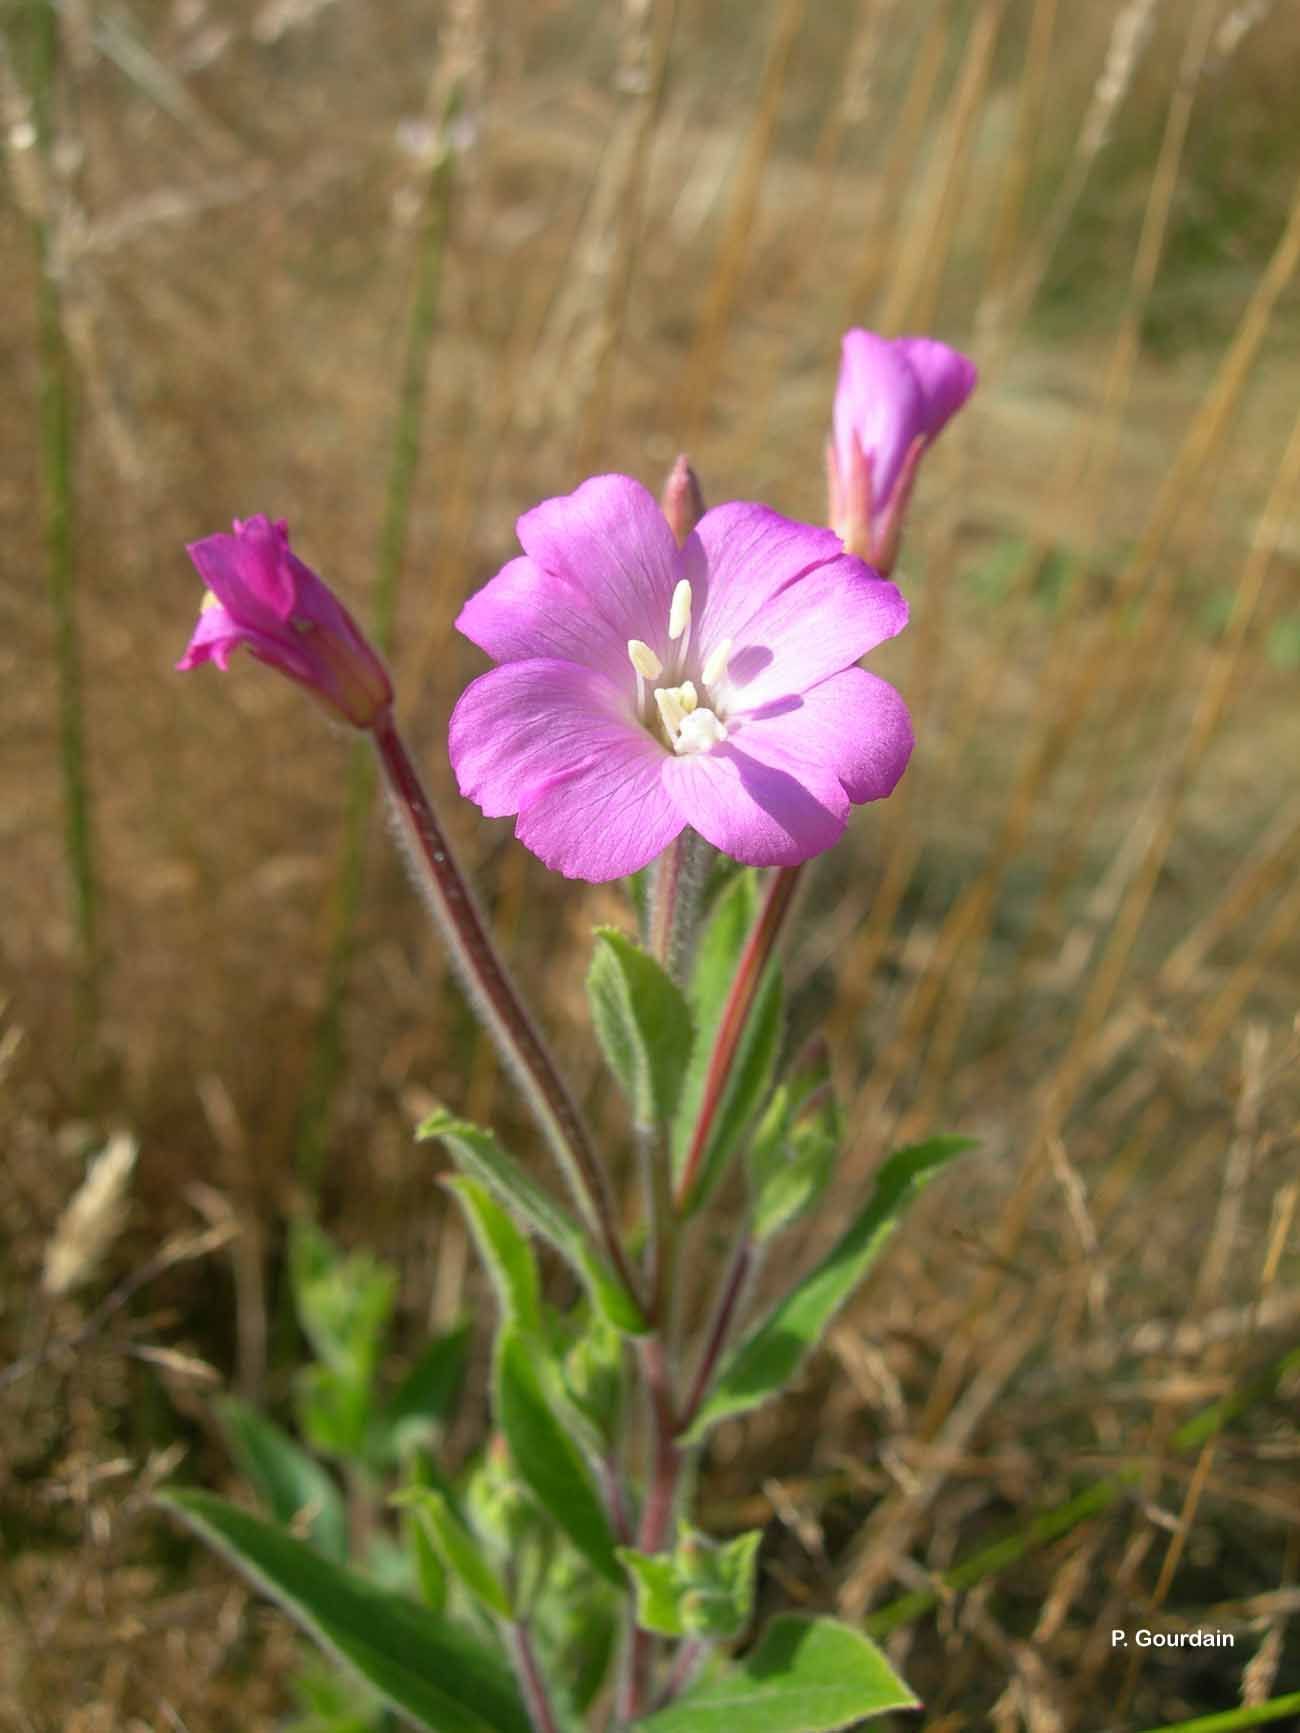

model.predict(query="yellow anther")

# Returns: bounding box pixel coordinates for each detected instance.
[200,589,223,613]
[701,637,732,688]
[627,639,663,681]
[668,578,693,642]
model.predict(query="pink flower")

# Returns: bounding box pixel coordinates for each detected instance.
[828,330,977,574]
[177,516,392,729]
[450,475,913,882]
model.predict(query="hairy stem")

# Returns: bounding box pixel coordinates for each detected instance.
[372,714,641,1312]
[619,1334,683,1722]
[32,0,100,1063]
[678,1232,753,1434]
[508,1623,562,1733]
[675,864,803,1211]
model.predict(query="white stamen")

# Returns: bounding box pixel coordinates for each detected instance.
[627,638,662,680]
[701,637,732,688]
[668,578,692,643]
[654,686,687,741]
[673,707,728,756]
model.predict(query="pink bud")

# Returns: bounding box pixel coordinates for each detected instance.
[177,516,393,730]
[660,454,706,546]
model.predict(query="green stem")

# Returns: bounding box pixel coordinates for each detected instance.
[1133,1696,1300,1733]
[32,0,100,1062]
[295,110,456,1188]
[865,1345,1300,1638]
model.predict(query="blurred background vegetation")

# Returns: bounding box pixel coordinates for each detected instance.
[3,0,1299,1726]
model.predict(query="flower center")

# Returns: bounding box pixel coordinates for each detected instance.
[627,581,733,756]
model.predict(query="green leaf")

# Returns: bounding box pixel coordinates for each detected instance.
[419,1110,647,1335]
[621,1527,764,1641]
[493,1328,622,1585]
[587,926,694,1130]
[618,1547,685,1636]
[295,1364,372,1462]
[635,1614,918,1732]
[447,1178,543,1338]
[375,1320,470,1462]
[684,1137,974,1442]
[216,1397,348,1563]
[749,1048,839,1244]
[160,1489,532,1733]
[396,1487,512,1620]
[289,1218,396,1387]
[674,872,783,1214]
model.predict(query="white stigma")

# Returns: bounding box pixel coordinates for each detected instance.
[669,578,693,647]
[701,636,732,688]
[674,708,728,756]
[627,639,662,680]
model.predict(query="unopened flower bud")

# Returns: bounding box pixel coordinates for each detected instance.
[178,516,393,730]
[828,330,976,576]
[660,454,706,545]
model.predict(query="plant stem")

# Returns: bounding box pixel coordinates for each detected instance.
[31,0,100,1064]
[295,100,457,1190]
[1134,1696,1300,1733]
[619,1334,683,1723]
[653,1636,706,1709]
[372,715,640,1311]
[678,1232,752,1434]
[508,1623,562,1733]
[865,1343,1300,1638]
[674,864,802,1211]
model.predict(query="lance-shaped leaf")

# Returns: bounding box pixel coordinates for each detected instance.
[447,1178,543,1338]
[375,1319,470,1463]
[419,1110,647,1335]
[634,1615,918,1732]
[673,872,783,1213]
[493,1328,622,1585]
[683,1137,974,1442]
[396,1487,512,1621]
[749,1045,839,1244]
[216,1396,348,1563]
[587,926,693,1130]
[160,1489,532,1733]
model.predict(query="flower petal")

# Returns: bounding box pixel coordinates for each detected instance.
[176,599,320,686]
[456,556,630,683]
[833,331,926,510]
[663,745,847,867]
[515,475,682,673]
[731,667,913,806]
[718,561,908,712]
[686,504,851,661]
[187,516,296,627]
[176,599,246,673]
[894,337,977,442]
[515,747,684,881]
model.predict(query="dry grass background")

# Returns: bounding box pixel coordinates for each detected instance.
[3,0,1300,1727]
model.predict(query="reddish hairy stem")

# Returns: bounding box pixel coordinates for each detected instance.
[674,864,803,1211]
[508,1624,562,1733]
[619,1335,683,1722]
[678,1232,753,1435]
[371,714,641,1312]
